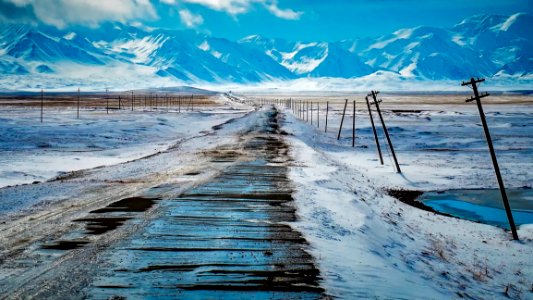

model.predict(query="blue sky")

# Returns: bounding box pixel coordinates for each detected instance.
[0,0,531,41]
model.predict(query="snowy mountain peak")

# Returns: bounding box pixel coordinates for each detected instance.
[0,13,531,88]
[498,13,533,37]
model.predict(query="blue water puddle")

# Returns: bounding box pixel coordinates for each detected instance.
[417,188,533,229]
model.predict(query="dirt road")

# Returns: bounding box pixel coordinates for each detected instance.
[0,107,325,299]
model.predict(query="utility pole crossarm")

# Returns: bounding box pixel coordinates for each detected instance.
[466,92,489,103]
[367,92,382,105]
[461,77,485,86]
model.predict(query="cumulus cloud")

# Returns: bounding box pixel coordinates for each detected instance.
[179,8,204,27]
[182,0,250,15]
[263,0,302,20]
[179,0,302,20]
[0,0,157,28]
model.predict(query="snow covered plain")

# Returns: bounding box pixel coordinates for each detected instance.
[0,95,250,211]
[0,93,531,299]
[276,94,533,299]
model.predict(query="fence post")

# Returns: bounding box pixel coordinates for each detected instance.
[365,96,384,165]
[337,99,348,140]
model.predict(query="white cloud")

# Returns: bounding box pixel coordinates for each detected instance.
[179,8,204,28]
[264,0,302,20]
[182,0,250,15]
[63,32,76,40]
[0,0,157,28]
[179,0,302,20]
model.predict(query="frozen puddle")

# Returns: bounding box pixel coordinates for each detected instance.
[86,108,325,299]
[417,188,533,229]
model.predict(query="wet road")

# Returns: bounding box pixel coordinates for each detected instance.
[87,107,323,299]
[6,107,324,299]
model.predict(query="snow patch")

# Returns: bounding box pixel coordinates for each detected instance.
[198,40,210,51]
[63,32,76,40]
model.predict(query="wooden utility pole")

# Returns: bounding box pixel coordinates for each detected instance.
[311,102,313,125]
[306,101,309,122]
[77,88,80,119]
[337,99,348,140]
[370,91,401,173]
[325,101,329,132]
[317,102,320,128]
[462,77,518,240]
[352,100,356,147]
[40,89,44,123]
[106,88,109,114]
[365,96,384,165]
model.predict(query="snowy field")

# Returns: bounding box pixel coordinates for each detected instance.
[0,93,531,299]
[278,94,533,190]
[274,94,533,299]
[0,99,246,189]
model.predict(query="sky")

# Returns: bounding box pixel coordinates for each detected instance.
[0,0,531,41]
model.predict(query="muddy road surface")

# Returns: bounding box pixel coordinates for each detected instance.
[0,107,325,299]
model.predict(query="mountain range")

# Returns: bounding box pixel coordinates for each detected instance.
[0,13,531,89]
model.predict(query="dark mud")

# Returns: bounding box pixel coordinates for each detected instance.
[89,197,159,214]
[184,171,201,176]
[387,189,454,218]
[87,108,325,299]
[74,217,131,235]
[41,240,90,250]
[40,196,160,249]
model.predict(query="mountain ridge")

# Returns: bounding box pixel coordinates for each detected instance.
[0,13,531,89]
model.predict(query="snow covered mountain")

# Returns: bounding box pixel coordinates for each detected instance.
[0,13,531,88]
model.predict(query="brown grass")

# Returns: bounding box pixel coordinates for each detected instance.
[0,94,218,109]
